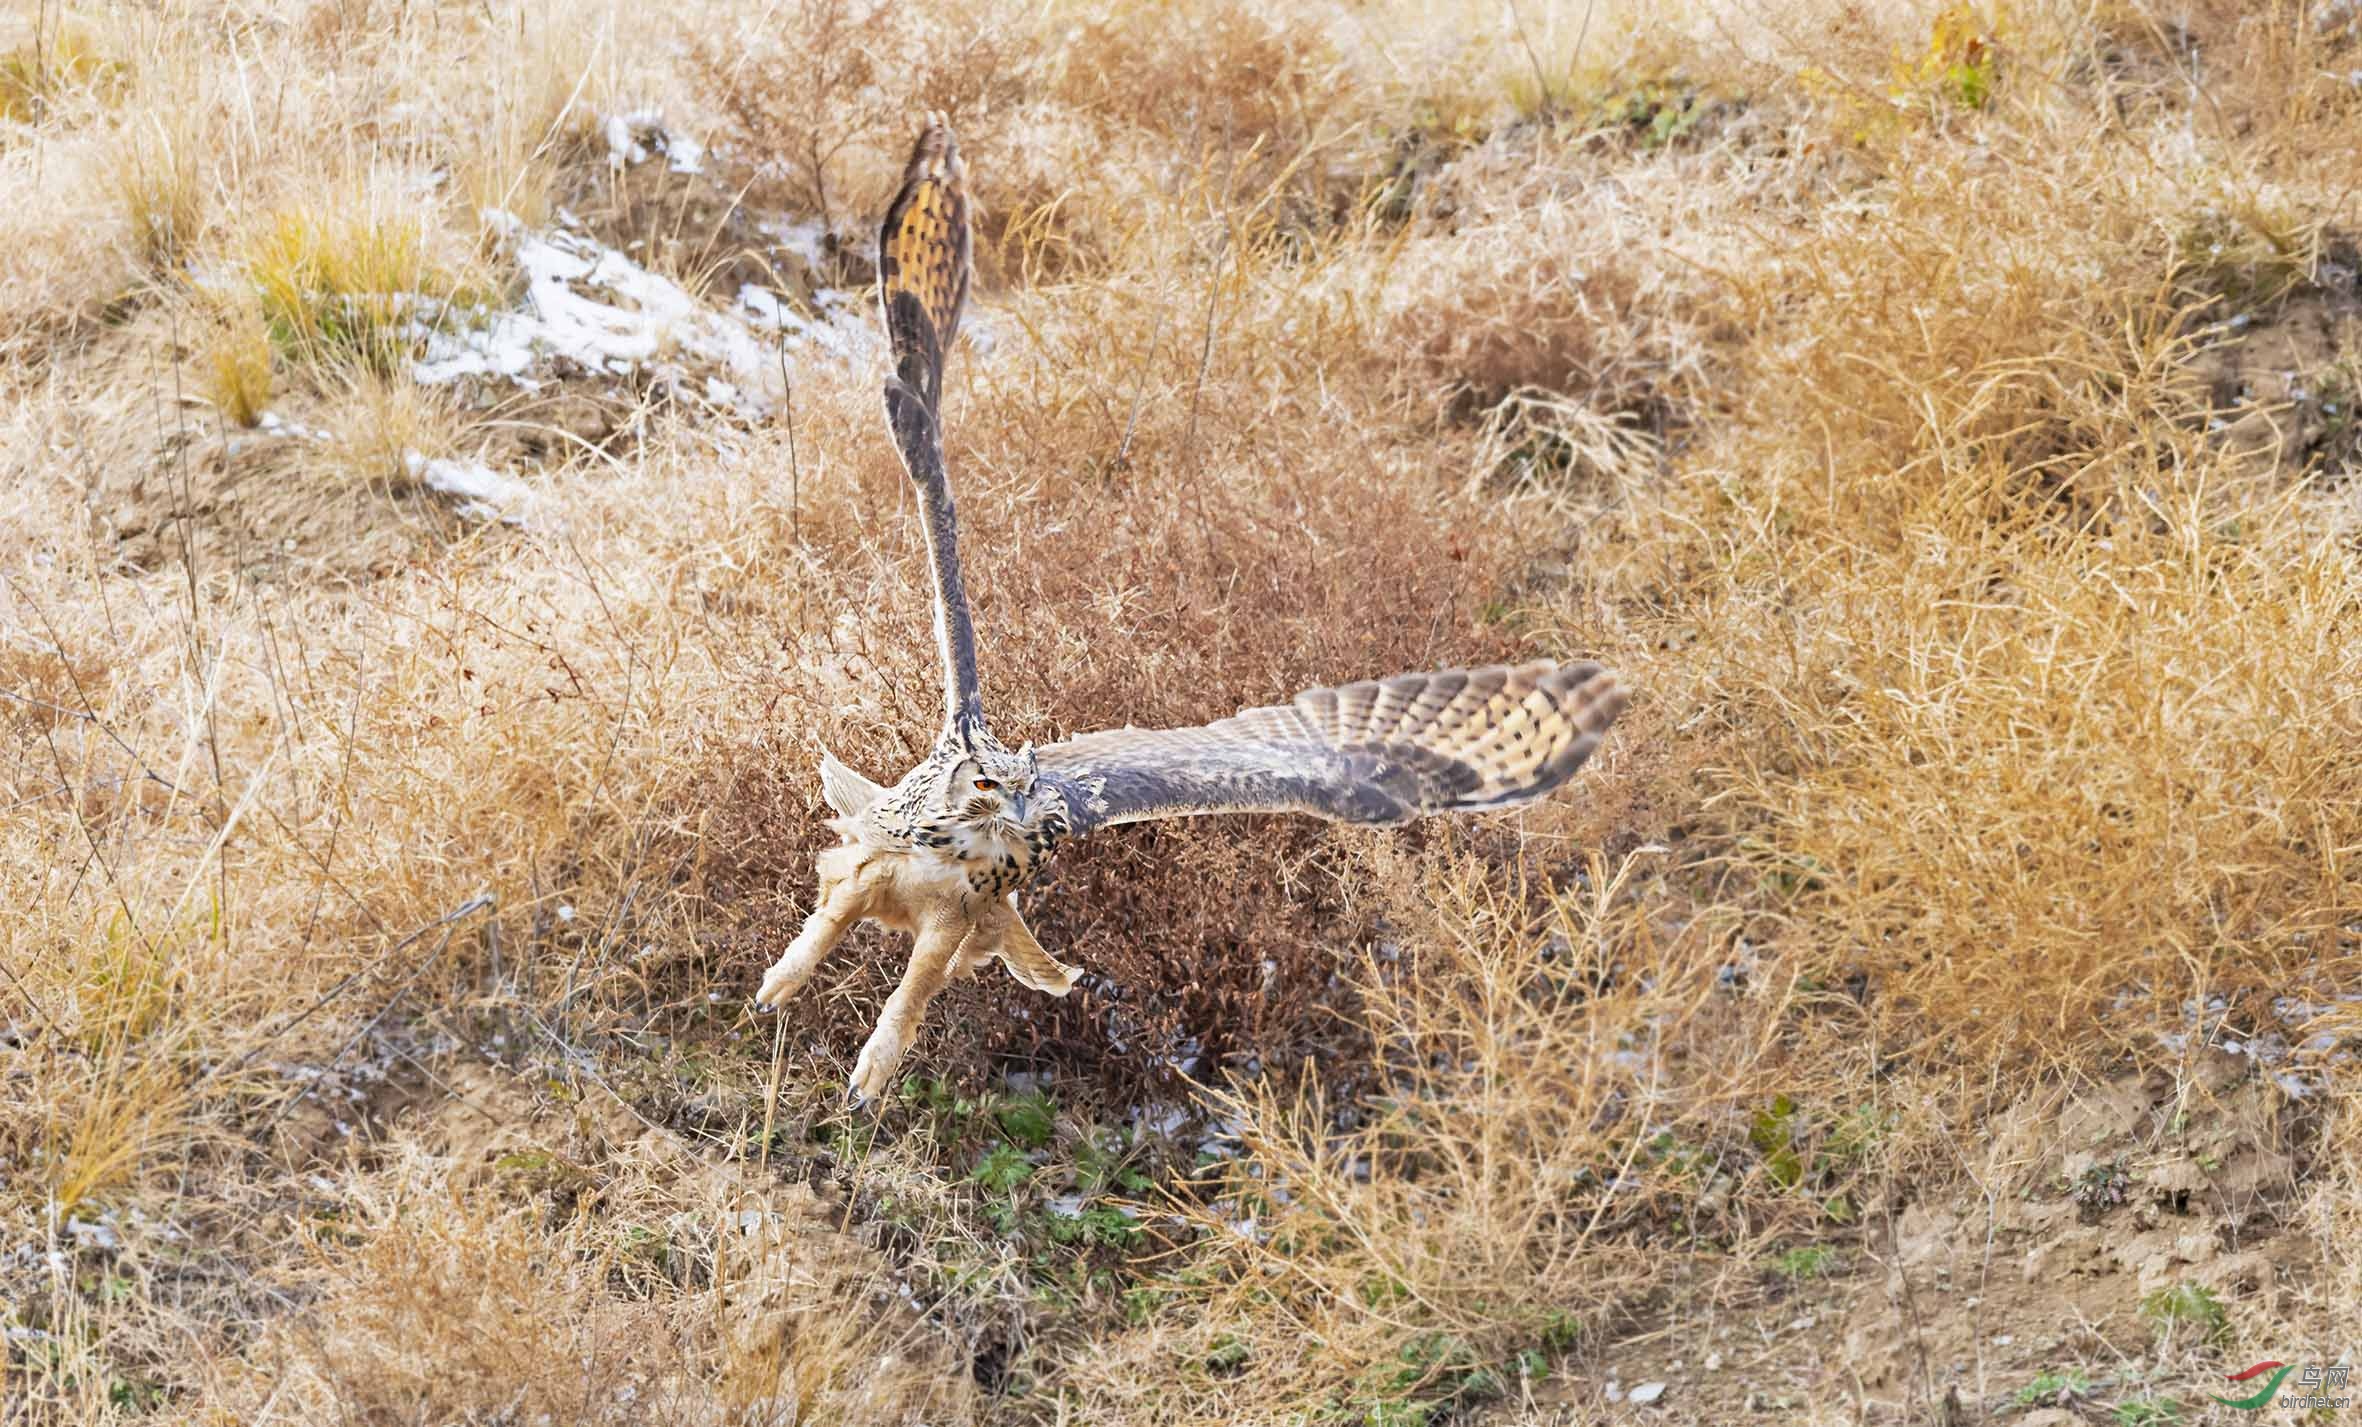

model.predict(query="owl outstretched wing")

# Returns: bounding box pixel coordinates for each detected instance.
[1034,661,1626,835]
[877,116,986,735]
[879,114,971,411]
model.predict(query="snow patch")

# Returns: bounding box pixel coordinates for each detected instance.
[604,109,705,175]
[256,411,330,441]
[407,451,533,525]
[759,216,832,271]
[412,213,872,409]
[736,281,870,364]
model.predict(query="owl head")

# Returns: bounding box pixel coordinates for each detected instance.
[938,734,1039,826]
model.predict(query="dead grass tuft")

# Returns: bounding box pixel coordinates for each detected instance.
[283,1184,681,1423]
[243,190,479,374]
[196,297,274,428]
[0,18,123,125]
[323,364,462,495]
[231,1140,969,1427]
[1602,124,2362,1082]
[109,107,208,271]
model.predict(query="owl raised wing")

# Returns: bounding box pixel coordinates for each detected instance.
[875,116,985,736]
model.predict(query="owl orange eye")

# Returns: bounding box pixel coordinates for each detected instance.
[973,778,999,792]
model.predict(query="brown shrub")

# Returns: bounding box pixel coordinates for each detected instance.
[1065,846,1813,1422]
[690,0,1035,228]
[1538,109,2362,1094]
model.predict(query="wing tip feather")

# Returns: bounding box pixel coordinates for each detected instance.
[1435,659,1626,812]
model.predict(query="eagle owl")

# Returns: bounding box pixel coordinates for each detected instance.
[758,118,1629,1102]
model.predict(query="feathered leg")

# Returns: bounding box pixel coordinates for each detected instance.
[984,897,1081,994]
[943,896,1082,993]
[848,907,970,1105]
[755,850,869,1008]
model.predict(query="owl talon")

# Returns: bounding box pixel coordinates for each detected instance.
[755,956,814,1007]
[847,1024,906,1106]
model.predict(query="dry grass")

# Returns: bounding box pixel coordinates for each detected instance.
[1068,846,1772,1421]
[2,0,2359,1423]
[194,296,274,429]
[246,200,455,372]
[108,107,206,272]
[0,17,123,126]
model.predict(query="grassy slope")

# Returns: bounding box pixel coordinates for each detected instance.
[2,0,2358,1422]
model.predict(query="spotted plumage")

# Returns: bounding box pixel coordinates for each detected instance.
[757,118,1631,1102]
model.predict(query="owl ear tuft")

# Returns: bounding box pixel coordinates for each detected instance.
[817,746,886,820]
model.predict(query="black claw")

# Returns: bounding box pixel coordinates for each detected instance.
[845,1083,870,1111]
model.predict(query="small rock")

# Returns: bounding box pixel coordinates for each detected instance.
[1629,1381,1668,1405]
[1704,1351,1724,1371]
